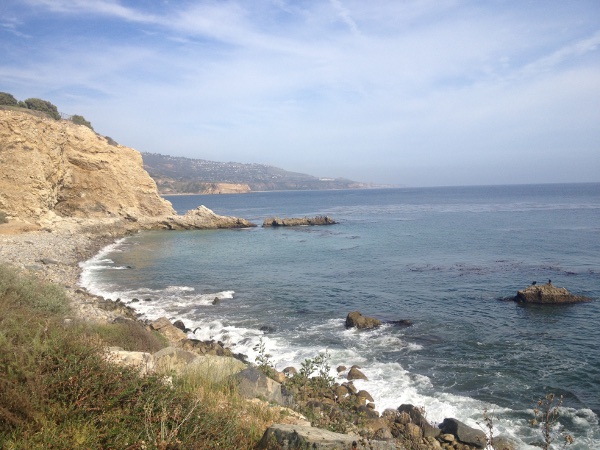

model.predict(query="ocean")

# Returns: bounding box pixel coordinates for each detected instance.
[80,183,600,449]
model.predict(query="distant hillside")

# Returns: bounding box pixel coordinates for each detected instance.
[141,152,372,194]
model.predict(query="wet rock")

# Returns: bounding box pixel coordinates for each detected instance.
[439,418,486,449]
[347,365,368,381]
[262,216,337,227]
[173,319,186,331]
[345,311,382,329]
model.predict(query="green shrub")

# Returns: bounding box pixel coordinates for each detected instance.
[0,92,18,106]
[23,97,60,120]
[70,114,94,131]
[0,211,7,224]
[78,319,168,353]
[0,266,280,449]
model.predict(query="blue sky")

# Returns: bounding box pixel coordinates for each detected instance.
[1,0,599,186]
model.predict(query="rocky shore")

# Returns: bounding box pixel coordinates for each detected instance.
[1,222,519,449]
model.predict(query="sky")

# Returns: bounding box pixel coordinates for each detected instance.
[1,0,599,187]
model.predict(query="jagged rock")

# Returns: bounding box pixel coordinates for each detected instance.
[345,311,382,329]
[262,216,337,227]
[167,205,256,230]
[149,317,188,343]
[257,424,396,449]
[439,418,486,449]
[0,110,174,223]
[235,367,289,405]
[397,404,440,439]
[348,366,368,381]
[179,338,232,356]
[514,283,591,304]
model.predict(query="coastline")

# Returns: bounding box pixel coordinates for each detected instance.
[0,220,139,323]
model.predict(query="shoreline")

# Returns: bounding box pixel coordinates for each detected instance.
[0,220,140,323]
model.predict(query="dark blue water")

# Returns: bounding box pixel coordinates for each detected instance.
[81,184,600,449]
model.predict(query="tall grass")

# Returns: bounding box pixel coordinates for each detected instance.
[0,265,280,449]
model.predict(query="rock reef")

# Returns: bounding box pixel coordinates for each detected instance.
[262,216,336,227]
[515,282,591,304]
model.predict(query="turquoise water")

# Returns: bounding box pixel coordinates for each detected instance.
[81,184,600,449]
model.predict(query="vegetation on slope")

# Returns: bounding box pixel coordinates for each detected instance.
[0,265,279,449]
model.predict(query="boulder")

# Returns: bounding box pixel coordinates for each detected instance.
[149,317,188,343]
[235,367,289,405]
[345,311,382,329]
[397,404,440,439]
[514,282,591,304]
[257,424,396,449]
[172,319,186,331]
[153,346,198,372]
[106,349,154,375]
[347,366,368,381]
[439,418,486,449]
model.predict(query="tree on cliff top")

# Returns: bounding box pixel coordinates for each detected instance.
[71,114,94,131]
[0,92,18,106]
[24,97,61,120]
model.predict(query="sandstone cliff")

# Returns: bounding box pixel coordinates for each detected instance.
[0,110,254,230]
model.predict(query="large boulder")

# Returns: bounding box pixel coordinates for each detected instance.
[235,367,289,405]
[515,283,591,304]
[257,423,396,449]
[439,418,486,449]
[149,317,188,343]
[345,311,381,329]
[106,348,154,375]
[397,404,440,439]
[153,346,199,372]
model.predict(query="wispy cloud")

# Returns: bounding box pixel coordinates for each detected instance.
[2,0,599,185]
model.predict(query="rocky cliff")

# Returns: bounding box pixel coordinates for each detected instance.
[0,110,253,230]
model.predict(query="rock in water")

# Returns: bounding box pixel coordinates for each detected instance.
[514,283,591,304]
[345,311,382,329]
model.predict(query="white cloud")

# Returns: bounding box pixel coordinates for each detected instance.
[2,0,599,185]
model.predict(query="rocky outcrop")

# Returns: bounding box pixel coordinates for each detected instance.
[164,205,255,229]
[263,216,336,227]
[439,418,486,448]
[514,282,591,304]
[258,423,396,450]
[236,367,290,405]
[345,311,382,329]
[0,110,254,231]
[0,110,174,223]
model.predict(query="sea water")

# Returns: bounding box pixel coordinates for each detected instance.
[80,184,600,449]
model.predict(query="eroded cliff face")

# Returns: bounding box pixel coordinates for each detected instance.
[0,110,175,224]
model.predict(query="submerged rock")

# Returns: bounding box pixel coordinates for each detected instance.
[514,282,591,304]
